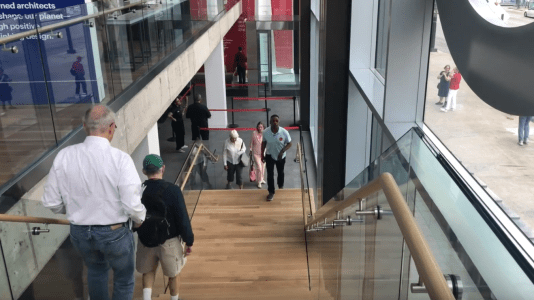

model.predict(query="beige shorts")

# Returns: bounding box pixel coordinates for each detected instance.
[136,237,186,277]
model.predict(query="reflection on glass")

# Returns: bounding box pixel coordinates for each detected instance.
[309,128,534,299]
[375,0,390,77]
[0,15,57,187]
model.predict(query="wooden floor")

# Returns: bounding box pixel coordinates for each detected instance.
[134,189,313,300]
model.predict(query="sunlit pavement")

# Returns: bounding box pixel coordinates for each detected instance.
[425,51,534,239]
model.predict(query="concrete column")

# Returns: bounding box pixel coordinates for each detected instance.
[205,41,228,128]
[131,123,160,180]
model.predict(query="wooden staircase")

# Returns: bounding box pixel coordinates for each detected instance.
[133,189,313,300]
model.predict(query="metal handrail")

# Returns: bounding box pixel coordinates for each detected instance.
[180,144,203,191]
[0,1,147,45]
[307,172,455,300]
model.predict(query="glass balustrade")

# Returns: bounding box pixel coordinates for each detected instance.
[0,0,225,192]
[306,128,534,299]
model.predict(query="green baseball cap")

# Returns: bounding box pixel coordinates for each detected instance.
[143,154,164,171]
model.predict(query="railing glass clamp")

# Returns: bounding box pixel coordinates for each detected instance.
[2,44,18,54]
[410,274,463,300]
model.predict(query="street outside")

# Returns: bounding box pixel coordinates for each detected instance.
[425,6,534,237]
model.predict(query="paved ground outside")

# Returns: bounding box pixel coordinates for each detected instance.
[426,6,534,235]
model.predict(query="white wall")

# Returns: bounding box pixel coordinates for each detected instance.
[345,79,371,185]
[131,123,160,181]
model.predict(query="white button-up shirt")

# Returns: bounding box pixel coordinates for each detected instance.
[42,136,146,225]
[223,137,246,166]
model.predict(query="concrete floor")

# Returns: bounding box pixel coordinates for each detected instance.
[425,13,534,237]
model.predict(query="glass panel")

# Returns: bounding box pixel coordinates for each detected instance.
[0,13,57,188]
[34,3,106,141]
[407,130,534,299]
[106,1,150,95]
[271,30,298,86]
[375,0,390,77]
[0,198,70,299]
[309,128,534,299]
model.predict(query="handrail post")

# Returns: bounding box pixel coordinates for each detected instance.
[228,97,238,128]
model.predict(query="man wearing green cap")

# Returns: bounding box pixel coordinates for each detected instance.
[136,154,194,300]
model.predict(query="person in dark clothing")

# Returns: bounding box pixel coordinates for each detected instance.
[186,94,211,140]
[71,56,87,97]
[233,46,247,84]
[168,96,188,152]
[0,68,14,113]
[136,154,194,300]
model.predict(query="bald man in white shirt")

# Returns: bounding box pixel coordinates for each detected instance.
[42,105,146,300]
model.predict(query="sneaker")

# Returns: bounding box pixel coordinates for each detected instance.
[261,180,266,184]
[266,193,274,201]
[181,145,189,149]
[279,186,284,189]
[525,139,529,145]
[257,183,262,189]
[178,149,185,153]
[440,108,448,112]
[519,141,524,146]
[226,183,233,189]
[435,102,443,105]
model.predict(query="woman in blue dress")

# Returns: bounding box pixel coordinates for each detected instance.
[436,65,450,106]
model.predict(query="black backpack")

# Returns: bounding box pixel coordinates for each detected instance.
[137,181,171,247]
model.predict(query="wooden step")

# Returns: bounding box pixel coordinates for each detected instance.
[133,189,313,300]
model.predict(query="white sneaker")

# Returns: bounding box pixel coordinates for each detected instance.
[178,149,185,153]
[525,139,529,145]
[440,108,448,112]
[181,145,188,149]
[519,141,524,146]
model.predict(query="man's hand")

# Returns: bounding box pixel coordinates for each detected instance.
[277,151,284,160]
[185,246,192,256]
[224,165,228,171]
[133,221,142,228]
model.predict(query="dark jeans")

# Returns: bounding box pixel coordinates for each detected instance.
[172,121,185,149]
[75,76,87,94]
[237,66,246,84]
[226,161,244,185]
[265,154,286,194]
[192,124,209,140]
[70,224,135,300]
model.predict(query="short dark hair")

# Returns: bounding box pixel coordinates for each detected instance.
[270,114,279,120]
[238,47,243,51]
[195,94,202,102]
[143,166,162,177]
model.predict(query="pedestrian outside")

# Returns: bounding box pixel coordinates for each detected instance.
[436,65,450,106]
[518,116,532,146]
[261,115,292,201]
[42,105,146,300]
[223,130,246,189]
[136,154,194,300]
[250,121,266,188]
[186,94,211,140]
[441,67,462,112]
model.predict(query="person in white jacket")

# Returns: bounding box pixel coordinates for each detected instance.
[223,130,246,189]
